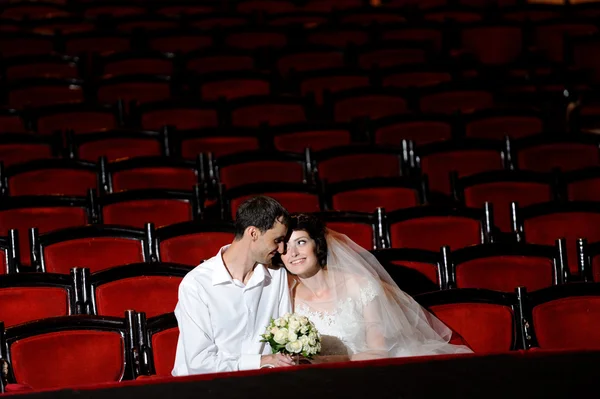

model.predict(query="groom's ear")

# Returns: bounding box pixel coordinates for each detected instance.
[246,226,259,241]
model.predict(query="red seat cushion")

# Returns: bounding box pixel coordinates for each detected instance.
[44,237,145,274]
[390,216,481,251]
[95,276,182,318]
[9,169,97,196]
[430,303,515,353]
[111,168,197,192]
[151,328,179,377]
[160,232,234,265]
[455,256,554,292]
[532,296,600,350]
[0,287,69,327]
[102,200,192,229]
[11,330,125,389]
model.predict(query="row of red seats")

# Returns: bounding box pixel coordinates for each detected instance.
[2,282,600,390]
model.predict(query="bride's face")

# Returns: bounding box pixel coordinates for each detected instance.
[281,230,320,277]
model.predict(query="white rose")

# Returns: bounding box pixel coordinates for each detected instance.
[299,335,309,346]
[274,318,285,327]
[270,327,278,334]
[300,325,309,335]
[308,334,316,346]
[300,316,309,326]
[285,340,303,354]
[288,330,298,342]
[288,319,301,333]
[283,313,291,322]
[273,328,289,344]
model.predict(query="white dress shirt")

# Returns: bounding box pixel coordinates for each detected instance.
[172,245,292,376]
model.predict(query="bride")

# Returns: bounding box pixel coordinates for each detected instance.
[275,214,473,362]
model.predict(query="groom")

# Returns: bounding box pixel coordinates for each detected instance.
[172,196,295,376]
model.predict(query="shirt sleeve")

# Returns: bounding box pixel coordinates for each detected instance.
[172,280,249,375]
[278,268,293,316]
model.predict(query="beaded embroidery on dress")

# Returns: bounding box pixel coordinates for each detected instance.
[295,280,378,356]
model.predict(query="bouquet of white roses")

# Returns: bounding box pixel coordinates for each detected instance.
[260,312,321,359]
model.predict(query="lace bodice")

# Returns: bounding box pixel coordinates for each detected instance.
[295,280,377,356]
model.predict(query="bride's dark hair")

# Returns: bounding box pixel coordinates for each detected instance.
[273,214,328,268]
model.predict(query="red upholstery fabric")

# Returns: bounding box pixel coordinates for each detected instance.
[382,29,443,52]
[456,256,554,292]
[389,260,439,284]
[0,251,7,274]
[277,53,345,76]
[9,86,84,109]
[44,237,144,274]
[230,192,320,218]
[273,129,351,153]
[84,5,146,17]
[0,144,53,167]
[300,76,371,105]
[151,328,179,377]
[104,59,174,77]
[419,91,494,114]
[33,22,94,36]
[236,0,296,13]
[65,37,130,55]
[306,30,369,47]
[181,136,260,159]
[231,104,306,127]
[524,212,600,275]
[96,276,182,318]
[97,82,171,105]
[568,179,600,202]
[464,181,552,232]
[375,121,452,146]
[534,23,598,63]
[0,207,87,265]
[518,143,600,172]
[103,200,191,229]
[390,216,481,251]
[190,16,248,30]
[359,49,427,69]
[532,296,600,350]
[461,26,523,65]
[429,303,515,353]
[2,5,64,18]
[148,35,212,53]
[157,5,213,15]
[201,79,270,101]
[37,112,118,135]
[220,161,304,188]
[0,37,54,57]
[421,150,504,194]
[141,109,218,131]
[425,11,482,22]
[160,232,234,265]
[9,168,97,196]
[0,113,26,133]
[339,12,406,25]
[187,55,255,75]
[592,256,600,282]
[78,138,162,162]
[334,95,408,122]
[116,21,179,33]
[465,116,543,140]
[332,187,420,212]
[0,287,68,327]
[318,154,401,183]
[383,72,452,88]
[225,32,287,50]
[324,222,373,250]
[111,168,196,192]
[10,330,125,390]
[6,63,79,80]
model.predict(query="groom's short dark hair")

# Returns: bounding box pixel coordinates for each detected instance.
[234,196,291,238]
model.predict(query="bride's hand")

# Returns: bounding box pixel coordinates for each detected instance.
[260,353,295,368]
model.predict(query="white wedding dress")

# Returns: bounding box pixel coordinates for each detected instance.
[291,230,473,359]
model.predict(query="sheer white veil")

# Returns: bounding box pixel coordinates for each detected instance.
[310,228,473,359]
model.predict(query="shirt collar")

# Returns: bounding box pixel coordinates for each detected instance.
[211,245,272,286]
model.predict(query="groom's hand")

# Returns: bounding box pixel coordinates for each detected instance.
[260,353,295,368]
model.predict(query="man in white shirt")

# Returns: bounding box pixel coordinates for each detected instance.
[172,196,295,376]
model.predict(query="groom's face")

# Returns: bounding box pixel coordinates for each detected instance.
[253,217,288,265]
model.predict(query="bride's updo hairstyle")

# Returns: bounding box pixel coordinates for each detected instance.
[274,214,328,268]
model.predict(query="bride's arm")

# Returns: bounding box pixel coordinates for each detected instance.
[349,284,390,361]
